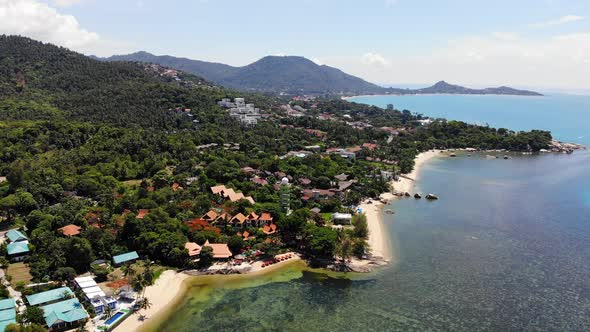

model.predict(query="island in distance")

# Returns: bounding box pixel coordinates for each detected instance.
[96,51,543,97]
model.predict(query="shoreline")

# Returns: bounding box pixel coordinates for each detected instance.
[115,256,304,332]
[357,149,443,267]
[341,93,544,100]
[118,151,444,332]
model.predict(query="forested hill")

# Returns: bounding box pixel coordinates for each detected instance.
[0,35,243,128]
[98,52,386,95]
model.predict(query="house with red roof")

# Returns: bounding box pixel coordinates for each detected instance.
[136,209,150,219]
[203,240,232,259]
[58,224,82,237]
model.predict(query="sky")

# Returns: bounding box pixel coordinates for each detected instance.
[1,0,589,91]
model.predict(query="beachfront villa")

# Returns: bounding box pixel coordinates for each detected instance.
[203,240,232,259]
[26,287,89,330]
[112,251,139,266]
[74,276,117,314]
[0,299,17,332]
[332,213,353,225]
[5,229,30,261]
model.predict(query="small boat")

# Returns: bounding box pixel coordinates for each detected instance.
[425,193,439,200]
[385,209,395,214]
[414,193,422,199]
[503,155,511,159]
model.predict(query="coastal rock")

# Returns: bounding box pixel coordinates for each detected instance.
[404,192,411,197]
[414,193,422,199]
[425,194,438,200]
[549,140,586,154]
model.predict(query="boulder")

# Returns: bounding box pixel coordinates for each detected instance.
[426,194,439,200]
[414,193,422,199]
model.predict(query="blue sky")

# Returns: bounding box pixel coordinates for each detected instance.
[2,0,590,90]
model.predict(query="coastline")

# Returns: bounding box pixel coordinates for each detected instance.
[119,151,443,332]
[358,149,442,266]
[116,256,304,332]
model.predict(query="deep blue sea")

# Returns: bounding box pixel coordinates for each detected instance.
[349,94,590,146]
[156,94,590,331]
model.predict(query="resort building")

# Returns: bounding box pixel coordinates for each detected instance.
[210,185,255,204]
[112,251,139,266]
[185,242,202,257]
[332,213,353,225]
[58,224,82,237]
[40,298,89,331]
[0,299,16,332]
[203,240,232,259]
[5,229,30,262]
[222,98,262,126]
[26,287,75,306]
[73,276,117,314]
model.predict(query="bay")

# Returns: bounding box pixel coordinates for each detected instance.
[154,94,590,331]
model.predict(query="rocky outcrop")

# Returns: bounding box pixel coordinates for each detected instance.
[426,194,438,200]
[414,193,422,199]
[548,140,586,154]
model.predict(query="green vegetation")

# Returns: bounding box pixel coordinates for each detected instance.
[0,36,553,280]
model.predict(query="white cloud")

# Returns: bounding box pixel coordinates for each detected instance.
[530,15,584,28]
[323,31,590,90]
[361,52,390,67]
[0,0,132,56]
[52,0,83,7]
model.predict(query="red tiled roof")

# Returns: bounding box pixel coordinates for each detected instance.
[203,240,232,258]
[185,242,202,256]
[136,209,150,219]
[362,143,378,150]
[247,212,259,220]
[202,210,218,221]
[58,224,82,236]
[210,185,226,195]
[259,212,273,222]
[263,224,277,235]
[231,213,247,224]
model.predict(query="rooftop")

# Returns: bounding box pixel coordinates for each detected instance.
[7,242,29,255]
[26,287,74,306]
[185,242,202,257]
[113,251,139,265]
[0,299,15,311]
[41,298,88,327]
[203,240,232,259]
[6,229,27,242]
[58,224,82,236]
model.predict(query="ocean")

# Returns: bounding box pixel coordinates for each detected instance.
[153,94,590,331]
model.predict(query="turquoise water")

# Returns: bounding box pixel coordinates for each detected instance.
[157,95,590,331]
[349,94,590,146]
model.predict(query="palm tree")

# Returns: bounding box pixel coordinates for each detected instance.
[335,230,353,271]
[121,263,136,281]
[103,303,114,320]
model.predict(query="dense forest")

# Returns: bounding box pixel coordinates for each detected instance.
[0,36,553,286]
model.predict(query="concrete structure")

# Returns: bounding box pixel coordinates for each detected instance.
[112,251,139,266]
[74,276,116,314]
[5,229,29,261]
[0,299,16,332]
[332,213,353,225]
[221,98,262,125]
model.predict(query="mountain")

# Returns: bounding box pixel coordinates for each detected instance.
[408,81,543,96]
[98,52,385,95]
[98,52,543,97]
[0,35,235,128]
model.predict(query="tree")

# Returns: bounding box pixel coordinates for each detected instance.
[352,238,369,259]
[21,306,45,325]
[335,230,353,270]
[303,224,338,258]
[227,235,244,255]
[352,213,369,239]
[5,323,48,332]
[52,267,76,282]
[198,246,213,268]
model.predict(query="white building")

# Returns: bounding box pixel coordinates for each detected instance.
[74,276,117,314]
[225,98,262,125]
[332,213,353,225]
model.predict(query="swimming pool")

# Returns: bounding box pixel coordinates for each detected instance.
[105,311,124,325]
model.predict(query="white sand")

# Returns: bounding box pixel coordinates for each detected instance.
[361,150,442,262]
[113,270,189,332]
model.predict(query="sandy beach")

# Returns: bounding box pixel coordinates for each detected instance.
[360,150,442,262]
[116,151,443,332]
[114,254,302,332]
